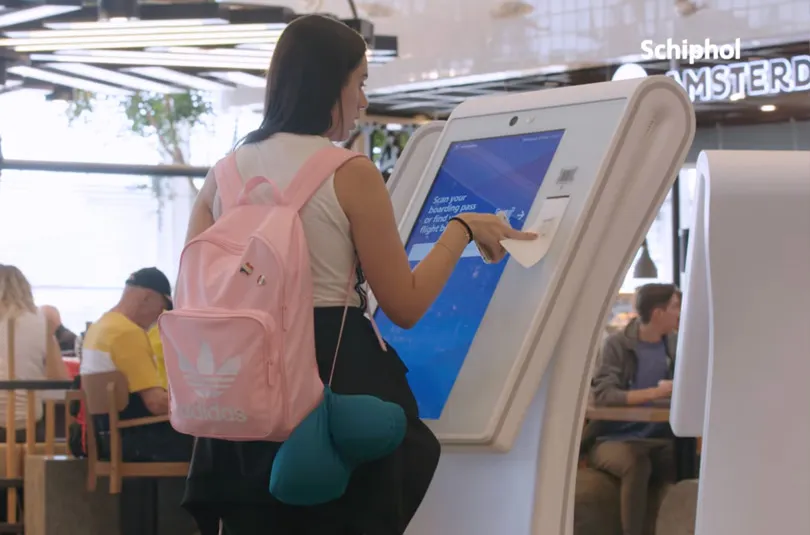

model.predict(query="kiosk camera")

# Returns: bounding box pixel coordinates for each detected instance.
[670,151,810,535]
[369,76,695,534]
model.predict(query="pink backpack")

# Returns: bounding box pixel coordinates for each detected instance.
[158,145,363,441]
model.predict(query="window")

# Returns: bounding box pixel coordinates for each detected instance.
[679,166,699,229]
[620,189,675,293]
[619,166,700,293]
[0,91,167,332]
[0,171,163,332]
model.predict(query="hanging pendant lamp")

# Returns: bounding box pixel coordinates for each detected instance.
[634,238,658,279]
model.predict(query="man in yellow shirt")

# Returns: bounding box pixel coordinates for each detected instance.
[81,267,191,462]
[148,323,168,390]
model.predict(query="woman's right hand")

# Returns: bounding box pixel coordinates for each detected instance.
[455,213,537,263]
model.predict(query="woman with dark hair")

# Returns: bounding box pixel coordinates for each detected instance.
[182,14,535,535]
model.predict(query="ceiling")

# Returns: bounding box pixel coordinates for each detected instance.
[365,40,810,127]
[0,0,808,128]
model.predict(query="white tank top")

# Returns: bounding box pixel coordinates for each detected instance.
[213,133,361,308]
[0,311,48,425]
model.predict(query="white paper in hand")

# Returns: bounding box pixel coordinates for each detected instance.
[501,196,570,268]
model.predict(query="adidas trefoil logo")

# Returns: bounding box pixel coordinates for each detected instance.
[177,342,241,399]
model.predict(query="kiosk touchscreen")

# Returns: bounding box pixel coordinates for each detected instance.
[669,151,810,535]
[380,130,565,421]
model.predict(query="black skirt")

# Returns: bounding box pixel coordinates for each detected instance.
[183,307,441,535]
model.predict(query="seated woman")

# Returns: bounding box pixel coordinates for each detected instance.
[0,265,71,442]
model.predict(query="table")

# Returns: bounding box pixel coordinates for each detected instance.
[62,357,79,379]
[585,404,699,480]
[586,405,671,423]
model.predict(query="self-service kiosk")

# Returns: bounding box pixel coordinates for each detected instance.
[670,151,810,535]
[368,76,695,534]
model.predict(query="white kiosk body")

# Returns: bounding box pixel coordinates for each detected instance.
[386,121,445,223]
[368,76,695,534]
[670,150,810,535]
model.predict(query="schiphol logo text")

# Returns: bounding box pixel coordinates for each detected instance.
[641,38,741,64]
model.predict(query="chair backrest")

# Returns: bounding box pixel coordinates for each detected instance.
[81,371,129,415]
[5,318,16,432]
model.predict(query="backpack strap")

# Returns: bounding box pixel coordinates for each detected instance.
[284,145,361,212]
[327,262,387,386]
[213,153,242,213]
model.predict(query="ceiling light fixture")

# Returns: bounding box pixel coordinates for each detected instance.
[45,18,228,30]
[0,4,80,28]
[356,2,395,17]
[234,41,395,61]
[203,70,266,88]
[760,104,776,112]
[11,32,281,52]
[46,62,183,92]
[233,43,274,52]
[634,239,658,279]
[33,50,268,70]
[8,64,132,94]
[39,2,282,30]
[3,22,284,39]
[56,48,261,64]
[159,46,270,58]
[674,0,703,16]
[4,8,397,84]
[490,1,534,19]
[125,66,234,91]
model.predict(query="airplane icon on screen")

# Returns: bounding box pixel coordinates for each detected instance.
[495,208,525,222]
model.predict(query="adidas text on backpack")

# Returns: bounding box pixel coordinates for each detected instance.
[159,146,362,441]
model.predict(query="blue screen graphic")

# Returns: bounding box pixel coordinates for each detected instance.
[373,130,566,419]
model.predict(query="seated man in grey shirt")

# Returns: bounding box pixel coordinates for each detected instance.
[589,283,681,535]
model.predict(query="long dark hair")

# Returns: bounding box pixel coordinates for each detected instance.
[241,15,367,145]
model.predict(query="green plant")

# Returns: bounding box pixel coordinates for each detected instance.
[122,91,211,165]
[68,88,211,179]
[67,90,211,226]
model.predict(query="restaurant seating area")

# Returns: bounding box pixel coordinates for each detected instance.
[573,404,700,535]
[0,349,197,535]
[575,468,698,535]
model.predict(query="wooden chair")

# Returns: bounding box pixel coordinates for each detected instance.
[63,389,83,456]
[81,370,188,494]
[2,318,73,533]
